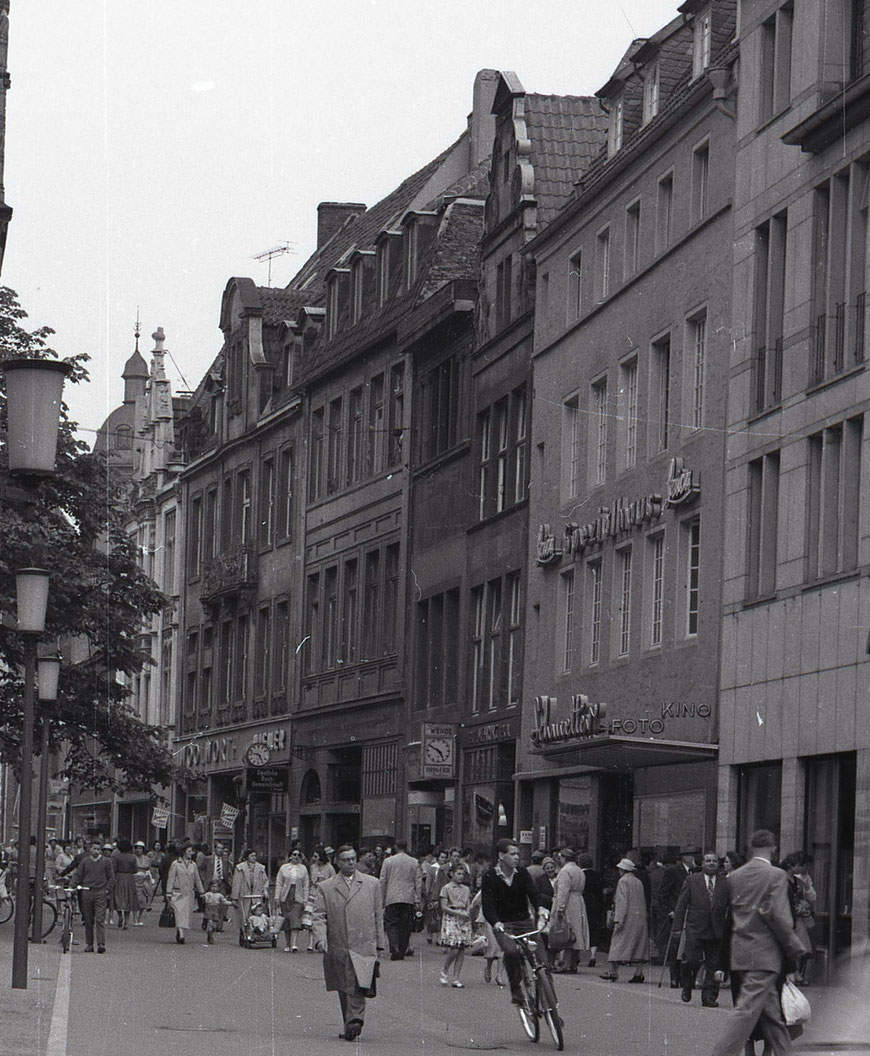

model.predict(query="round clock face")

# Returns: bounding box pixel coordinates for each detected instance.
[425,738,452,764]
[245,742,271,767]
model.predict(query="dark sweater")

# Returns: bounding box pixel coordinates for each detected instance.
[481,865,540,926]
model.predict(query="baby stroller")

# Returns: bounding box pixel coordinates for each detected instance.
[238,894,281,949]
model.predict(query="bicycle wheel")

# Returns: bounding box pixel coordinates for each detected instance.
[537,971,564,1051]
[516,968,540,1042]
[0,897,13,925]
[60,911,71,954]
[39,900,58,938]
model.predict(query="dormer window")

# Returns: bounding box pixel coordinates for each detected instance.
[608,95,624,156]
[693,7,712,77]
[348,250,375,324]
[325,269,350,340]
[642,62,659,124]
[403,221,419,290]
[401,212,438,292]
[375,230,402,307]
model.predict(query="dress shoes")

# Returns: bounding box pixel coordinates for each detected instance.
[628,974,644,983]
[670,980,681,989]
[702,1000,719,1008]
[83,945,94,952]
[97,945,106,954]
[681,987,692,1003]
[390,953,404,961]
[342,1019,363,1041]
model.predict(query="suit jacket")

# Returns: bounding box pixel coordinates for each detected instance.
[379,851,422,907]
[231,860,269,903]
[712,857,805,972]
[312,870,385,993]
[673,870,721,958]
[200,852,232,895]
[654,862,691,914]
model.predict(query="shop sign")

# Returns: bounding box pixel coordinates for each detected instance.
[246,767,288,793]
[422,723,456,780]
[537,459,700,565]
[464,718,518,746]
[519,829,533,844]
[531,693,608,748]
[181,724,289,772]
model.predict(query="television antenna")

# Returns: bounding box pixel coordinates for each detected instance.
[252,241,297,285]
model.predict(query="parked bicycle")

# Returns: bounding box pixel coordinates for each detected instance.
[56,883,87,953]
[508,928,564,1050]
[0,877,58,938]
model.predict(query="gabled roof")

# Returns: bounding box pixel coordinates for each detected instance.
[256,286,308,326]
[524,94,608,225]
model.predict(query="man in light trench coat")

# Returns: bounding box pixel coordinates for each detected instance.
[312,843,386,1042]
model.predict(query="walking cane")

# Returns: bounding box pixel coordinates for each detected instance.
[657,922,678,989]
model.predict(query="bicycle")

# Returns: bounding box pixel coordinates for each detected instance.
[508,928,564,1051]
[0,880,58,938]
[55,884,87,953]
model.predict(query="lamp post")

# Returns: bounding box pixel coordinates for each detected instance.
[1,357,70,990]
[31,652,61,942]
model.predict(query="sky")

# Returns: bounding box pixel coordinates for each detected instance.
[4,1,681,444]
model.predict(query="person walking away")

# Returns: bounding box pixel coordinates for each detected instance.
[709,830,807,1056]
[654,847,698,987]
[673,850,723,1007]
[578,853,604,967]
[312,845,385,1043]
[439,862,472,986]
[551,847,590,973]
[202,878,232,944]
[481,838,548,1007]
[379,838,422,960]
[275,848,310,952]
[167,844,204,944]
[308,847,336,952]
[111,838,138,929]
[601,858,649,983]
[72,839,115,953]
[131,842,152,925]
[527,850,545,882]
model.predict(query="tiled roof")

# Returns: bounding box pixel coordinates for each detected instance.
[523,94,608,224]
[255,286,308,326]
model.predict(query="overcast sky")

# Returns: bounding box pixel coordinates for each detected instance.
[5,1,681,442]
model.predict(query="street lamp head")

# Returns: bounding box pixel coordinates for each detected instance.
[15,567,50,634]
[1,358,71,476]
[37,654,61,702]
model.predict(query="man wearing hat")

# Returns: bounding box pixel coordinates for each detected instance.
[527,850,546,883]
[654,846,698,987]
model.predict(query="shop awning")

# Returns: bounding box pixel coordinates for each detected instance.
[521,735,718,773]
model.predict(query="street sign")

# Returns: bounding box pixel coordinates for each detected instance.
[246,766,288,793]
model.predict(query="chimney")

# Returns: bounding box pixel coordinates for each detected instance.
[468,69,499,168]
[317,202,366,248]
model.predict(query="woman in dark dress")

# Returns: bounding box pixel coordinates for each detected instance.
[111,838,138,929]
[578,853,605,968]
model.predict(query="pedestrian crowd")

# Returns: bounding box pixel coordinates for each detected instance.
[1,830,816,1052]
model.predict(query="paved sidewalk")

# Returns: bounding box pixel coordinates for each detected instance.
[0,932,63,1056]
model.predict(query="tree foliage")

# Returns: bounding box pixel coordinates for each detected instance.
[0,286,186,794]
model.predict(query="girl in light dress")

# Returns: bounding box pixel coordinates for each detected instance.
[439,862,472,988]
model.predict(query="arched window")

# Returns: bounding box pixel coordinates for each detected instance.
[300,769,321,805]
[115,425,133,450]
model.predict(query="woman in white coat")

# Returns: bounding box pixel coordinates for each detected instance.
[601,858,649,983]
[551,847,590,972]
[167,844,204,945]
[275,848,310,952]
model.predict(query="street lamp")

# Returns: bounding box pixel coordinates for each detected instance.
[31,651,61,942]
[1,356,70,990]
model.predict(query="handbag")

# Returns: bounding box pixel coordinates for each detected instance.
[781,979,811,1026]
[547,914,576,951]
[158,901,175,929]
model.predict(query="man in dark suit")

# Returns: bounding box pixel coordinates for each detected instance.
[710,829,806,1056]
[673,850,723,1007]
[199,840,232,930]
[379,839,422,960]
[653,846,698,986]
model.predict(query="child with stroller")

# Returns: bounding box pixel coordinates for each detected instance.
[202,878,232,945]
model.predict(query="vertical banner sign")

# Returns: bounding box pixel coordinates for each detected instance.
[151,806,170,829]
[220,803,240,829]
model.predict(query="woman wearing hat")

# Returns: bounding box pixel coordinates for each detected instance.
[601,857,649,983]
[132,841,153,926]
[551,847,590,973]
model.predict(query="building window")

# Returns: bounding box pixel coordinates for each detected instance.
[219,619,233,706]
[689,311,707,430]
[495,398,509,513]
[363,550,380,659]
[693,6,712,77]
[478,409,491,520]
[367,374,385,475]
[685,520,701,637]
[347,387,363,484]
[760,3,793,122]
[568,249,583,321]
[341,559,358,664]
[692,140,709,223]
[747,452,780,598]
[591,377,608,486]
[656,172,674,253]
[608,96,623,156]
[188,494,202,578]
[404,221,419,290]
[305,573,319,675]
[204,487,217,563]
[388,363,404,467]
[258,457,274,548]
[496,254,513,330]
[589,559,603,665]
[811,162,868,384]
[274,598,290,692]
[327,396,343,494]
[486,578,503,710]
[278,447,294,540]
[115,425,133,450]
[234,613,249,702]
[416,589,460,709]
[200,626,213,717]
[479,389,526,518]
[238,469,251,545]
[642,61,659,124]
[163,508,176,595]
[309,407,324,501]
[806,416,863,579]
[471,586,485,713]
[377,239,392,306]
[561,568,575,672]
[563,395,582,499]
[513,387,527,504]
[506,573,522,706]
[617,547,632,656]
[323,565,338,669]
[221,476,233,549]
[255,605,271,698]
[184,631,198,718]
[596,225,611,301]
[651,334,671,452]
[326,276,340,340]
[649,532,665,648]
[754,212,787,411]
[383,543,400,654]
[420,357,459,462]
[620,358,639,469]
[851,0,870,80]
[625,199,641,278]
[351,258,365,323]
